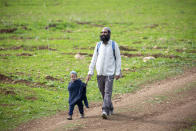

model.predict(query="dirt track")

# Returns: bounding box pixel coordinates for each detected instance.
[15,68,196,131]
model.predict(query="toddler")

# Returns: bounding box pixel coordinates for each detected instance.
[67,71,89,120]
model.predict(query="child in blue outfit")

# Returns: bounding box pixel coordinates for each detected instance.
[67,71,89,120]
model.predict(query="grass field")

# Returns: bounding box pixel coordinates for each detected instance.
[0,0,196,130]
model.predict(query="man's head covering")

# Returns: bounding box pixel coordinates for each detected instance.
[102,27,111,33]
[70,71,77,76]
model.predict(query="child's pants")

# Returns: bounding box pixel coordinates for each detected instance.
[68,100,84,115]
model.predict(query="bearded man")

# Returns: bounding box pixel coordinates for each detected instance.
[86,27,121,119]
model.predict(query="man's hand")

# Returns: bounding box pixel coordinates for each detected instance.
[115,75,120,80]
[86,74,91,84]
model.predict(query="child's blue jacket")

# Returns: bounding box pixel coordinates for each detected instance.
[68,79,88,107]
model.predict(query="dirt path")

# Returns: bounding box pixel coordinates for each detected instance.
[15,68,196,131]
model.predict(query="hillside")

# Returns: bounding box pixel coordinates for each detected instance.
[0,0,195,130]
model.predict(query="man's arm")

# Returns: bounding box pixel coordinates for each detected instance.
[86,43,98,81]
[114,42,121,80]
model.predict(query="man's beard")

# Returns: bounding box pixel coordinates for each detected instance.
[100,34,110,43]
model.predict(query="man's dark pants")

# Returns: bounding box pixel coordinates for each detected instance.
[97,75,114,114]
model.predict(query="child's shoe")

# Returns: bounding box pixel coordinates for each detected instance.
[80,113,84,118]
[67,115,72,120]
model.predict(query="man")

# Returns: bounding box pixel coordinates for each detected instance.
[86,27,121,119]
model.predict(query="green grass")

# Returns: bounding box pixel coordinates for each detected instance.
[0,0,196,130]
[182,122,196,131]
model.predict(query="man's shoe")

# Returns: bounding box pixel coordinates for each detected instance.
[102,112,107,119]
[67,115,72,120]
[80,113,84,118]
[109,110,113,115]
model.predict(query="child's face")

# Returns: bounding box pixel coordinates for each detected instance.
[70,74,77,82]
